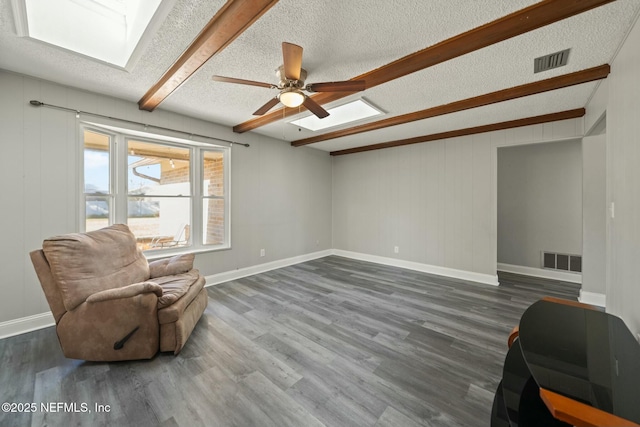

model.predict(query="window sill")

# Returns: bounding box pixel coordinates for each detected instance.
[144,244,231,260]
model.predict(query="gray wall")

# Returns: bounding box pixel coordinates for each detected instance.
[332,138,494,277]
[582,134,607,296]
[497,140,583,269]
[605,12,640,338]
[0,70,332,324]
[332,118,584,281]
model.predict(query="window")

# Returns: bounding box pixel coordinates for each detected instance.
[289,99,383,131]
[81,125,230,254]
[15,0,171,68]
[202,150,226,246]
[84,130,112,232]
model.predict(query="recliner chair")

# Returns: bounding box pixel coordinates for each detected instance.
[30,224,208,362]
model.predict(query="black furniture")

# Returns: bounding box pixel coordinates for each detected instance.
[491,297,640,427]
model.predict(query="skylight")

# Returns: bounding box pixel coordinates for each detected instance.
[290,99,384,132]
[16,0,168,68]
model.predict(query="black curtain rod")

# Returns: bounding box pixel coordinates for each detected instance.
[28,100,250,148]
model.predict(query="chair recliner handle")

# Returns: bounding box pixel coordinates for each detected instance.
[113,326,140,350]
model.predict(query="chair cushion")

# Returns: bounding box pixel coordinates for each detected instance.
[42,224,150,311]
[154,270,201,309]
[158,273,206,324]
[148,253,195,278]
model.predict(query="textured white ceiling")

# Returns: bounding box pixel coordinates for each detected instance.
[1,0,639,152]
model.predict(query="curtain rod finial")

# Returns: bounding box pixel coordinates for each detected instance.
[29,100,43,106]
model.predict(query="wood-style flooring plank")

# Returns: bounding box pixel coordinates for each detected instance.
[375,405,424,427]
[0,256,580,427]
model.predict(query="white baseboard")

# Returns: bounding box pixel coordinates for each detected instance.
[333,249,499,286]
[205,249,333,286]
[0,250,334,340]
[1,248,510,339]
[205,248,501,288]
[0,312,55,340]
[497,263,582,284]
[579,290,606,307]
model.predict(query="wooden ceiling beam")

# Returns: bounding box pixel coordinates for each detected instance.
[294,64,609,147]
[329,109,585,156]
[138,0,279,112]
[233,0,614,134]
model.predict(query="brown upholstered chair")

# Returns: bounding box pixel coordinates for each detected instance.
[30,224,208,362]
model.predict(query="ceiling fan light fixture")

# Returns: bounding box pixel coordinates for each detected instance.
[279,90,305,108]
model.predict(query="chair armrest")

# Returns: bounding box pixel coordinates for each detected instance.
[58,292,160,361]
[86,281,163,304]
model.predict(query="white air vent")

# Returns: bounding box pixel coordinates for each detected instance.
[542,251,581,273]
[534,49,571,73]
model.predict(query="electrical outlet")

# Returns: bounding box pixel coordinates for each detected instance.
[260,249,265,257]
[394,246,399,254]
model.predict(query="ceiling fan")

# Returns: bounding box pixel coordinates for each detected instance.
[212,42,366,119]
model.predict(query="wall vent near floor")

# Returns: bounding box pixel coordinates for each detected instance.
[542,251,581,273]
[534,49,571,73]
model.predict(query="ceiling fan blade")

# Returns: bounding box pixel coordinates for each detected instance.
[282,42,303,80]
[212,75,275,89]
[303,96,329,119]
[305,80,366,93]
[253,97,280,115]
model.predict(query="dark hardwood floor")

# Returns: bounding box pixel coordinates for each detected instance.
[0,256,580,427]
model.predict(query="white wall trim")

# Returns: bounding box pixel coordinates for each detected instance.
[497,262,582,284]
[206,248,502,288]
[0,250,333,340]
[1,248,511,339]
[579,290,606,308]
[0,312,55,339]
[333,249,499,286]
[205,249,333,286]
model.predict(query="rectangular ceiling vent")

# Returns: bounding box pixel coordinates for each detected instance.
[534,49,571,73]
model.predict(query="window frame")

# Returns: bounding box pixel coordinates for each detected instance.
[124,135,194,251]
[81,127,117,233]
[79,122,231,257]
[201,147,230,247]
